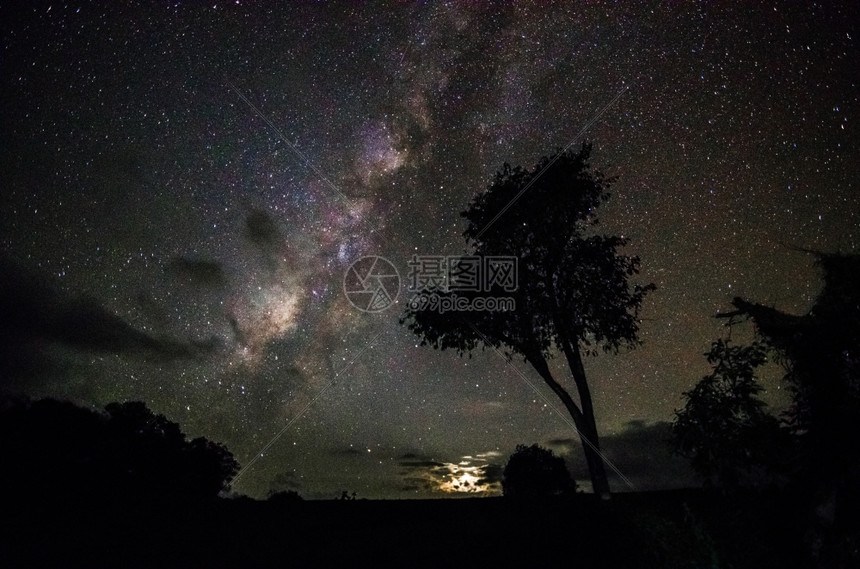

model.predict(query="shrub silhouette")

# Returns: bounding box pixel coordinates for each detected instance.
[502,444,576,499]
[268,489,303,504]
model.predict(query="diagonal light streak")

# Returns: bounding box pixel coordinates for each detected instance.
[226,79,357,211]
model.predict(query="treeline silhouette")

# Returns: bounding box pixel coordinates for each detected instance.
[0,397,238,509]
[671,252,860,567]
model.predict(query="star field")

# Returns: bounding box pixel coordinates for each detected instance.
[1,2,857,498]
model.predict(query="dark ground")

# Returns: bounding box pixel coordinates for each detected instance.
[1,488,818,568]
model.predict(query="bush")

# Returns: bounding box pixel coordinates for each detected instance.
[502,444,576,499]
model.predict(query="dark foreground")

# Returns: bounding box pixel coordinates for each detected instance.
[0,489,827,568]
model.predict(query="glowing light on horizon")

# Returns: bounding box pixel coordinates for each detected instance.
[438,464,489,493]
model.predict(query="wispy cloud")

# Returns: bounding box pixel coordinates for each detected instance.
[0,257,214,364]
[545,421,697,492]
[168,256,227,287]
[397,451,503,496]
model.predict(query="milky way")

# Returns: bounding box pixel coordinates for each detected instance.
[1,2,857,498]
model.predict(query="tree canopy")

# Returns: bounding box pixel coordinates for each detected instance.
[502,444,576,499]
[671,340,789,488]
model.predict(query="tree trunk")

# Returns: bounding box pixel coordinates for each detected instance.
[546,278,613,498]
[525,350,610,497]
[560,338,611,498]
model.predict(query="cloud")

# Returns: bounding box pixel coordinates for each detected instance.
[396,453,452,493]
[398,457,447,469]
[476,463,504,486]
[244,209,282,253]
[239,208,294,278]
[0,257,213,382]
[168,256,227,287]
[269,471,302,494]
[544,421,697,492]
[397,452,503,496]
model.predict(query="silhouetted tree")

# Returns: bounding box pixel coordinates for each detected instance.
[103,401,238,501]
[718,252,860,564]
[0,397,239,507]
[402,144,654,497]
[671,340,789,489]
[502,444,576,499]
[724,254,860,447]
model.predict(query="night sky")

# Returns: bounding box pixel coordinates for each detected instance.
[1,2,857,499]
